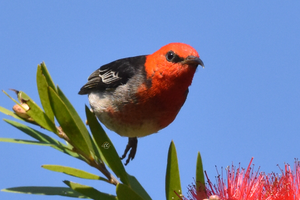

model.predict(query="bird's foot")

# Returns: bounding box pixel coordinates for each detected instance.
[120,137,138,165]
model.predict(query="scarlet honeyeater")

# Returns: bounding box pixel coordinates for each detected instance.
[79,43,204,165]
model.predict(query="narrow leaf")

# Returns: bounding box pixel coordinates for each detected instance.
[165,141,182,200]
[3,119,83,160]
[0,106,25,121]
[36,64,55,122]
[56,86,96,159]
[127,174,152,200]
[85,107,107,164]
[48,87,93,158]
[0,137,81,160]
[40,62,56,92]
[5,119,60,145]
[0,138,80,159]
[1,186,88,198]
[57,86,95,154]
[2,90,20,105]
[56,86,84,127]
[64,181,116,200]
[85,105,129,185]
[196,151,206,198]
[42,165,108,182]
[116,184,144,200]
[0,138,51,146]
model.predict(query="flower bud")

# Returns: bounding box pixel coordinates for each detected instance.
[12,103,31,120]
[209,195,220,200]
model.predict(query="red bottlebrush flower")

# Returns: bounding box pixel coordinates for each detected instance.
[205,158,265,200]
[182,159,300,200]
[264,160,300,200]
[181,158,265,200]
[181,181,208,200]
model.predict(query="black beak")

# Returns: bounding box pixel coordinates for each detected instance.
[182,56,205,68]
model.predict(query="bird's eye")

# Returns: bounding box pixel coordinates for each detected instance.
[166,51,183,63]
[166,51,175,62]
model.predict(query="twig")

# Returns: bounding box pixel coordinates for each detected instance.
[57,126,119,185]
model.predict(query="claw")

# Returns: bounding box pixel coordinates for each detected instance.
[120,137,138,165]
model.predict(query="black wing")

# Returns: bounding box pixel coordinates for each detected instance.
[78,55,146,95]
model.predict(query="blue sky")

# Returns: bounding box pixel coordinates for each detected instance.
[1,1,299,199]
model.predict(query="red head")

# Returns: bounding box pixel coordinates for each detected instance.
[144,42,204,94]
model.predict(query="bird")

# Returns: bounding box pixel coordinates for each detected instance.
[79,43,204,165]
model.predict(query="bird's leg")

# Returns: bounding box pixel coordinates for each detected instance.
[120,137,138,165]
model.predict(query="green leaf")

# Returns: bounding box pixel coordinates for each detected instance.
[85,106,129,185]
[116,183,144,200]
[48,87,94,158]
[51,86,95,157]
[18,91,57,133]
[2,90,20,105]
[0,138,81,160]
[42,165,109,182]
[3,119,83,160]
[57,86,96,154]
[56,86,84,126]
[39,62,56,92]
[85,106,107,164]
[165,141,182,200]
[196,152,205,191]
[1,186,89,198]
[127,174,152,200]
[0,106,25,121]
[0,137,81,160]
[36,64,55,122]
[56,86,101,160]
[0,138,52,146]
[196,152,207,199]
[4,119,57,144]
[0,138,80,158]
[64,181,116,200]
